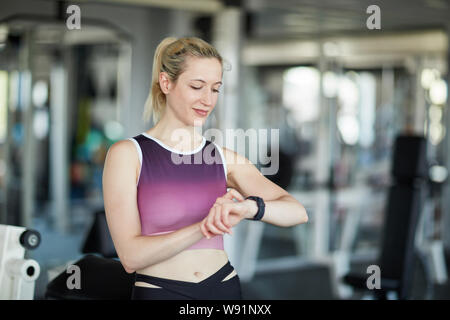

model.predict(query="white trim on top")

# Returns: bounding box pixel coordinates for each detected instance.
[141,132,206,155]
[213,142,228,182]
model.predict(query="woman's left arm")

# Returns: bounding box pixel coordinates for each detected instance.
[223,147,308,227]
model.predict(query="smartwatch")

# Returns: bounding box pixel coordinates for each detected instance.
[245,196,265,221]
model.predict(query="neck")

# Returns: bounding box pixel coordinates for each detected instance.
[148,111,203,147]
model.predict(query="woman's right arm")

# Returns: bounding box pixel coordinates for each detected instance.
[102,140,207,274]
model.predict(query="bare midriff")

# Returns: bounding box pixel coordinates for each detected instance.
[134,249,237,289]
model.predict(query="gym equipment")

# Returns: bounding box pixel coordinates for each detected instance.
[45,210,132,299]
[45,254,134,300]
[0,224,41,299]
[343,134,428,299]
[81,210,118,258]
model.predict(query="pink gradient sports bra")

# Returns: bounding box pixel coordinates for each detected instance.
[127,132,228,250]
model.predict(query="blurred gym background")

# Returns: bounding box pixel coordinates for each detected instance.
[0,0,449,300]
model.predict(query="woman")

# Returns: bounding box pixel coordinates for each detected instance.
[102,37,308,300]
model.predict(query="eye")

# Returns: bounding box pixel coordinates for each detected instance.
[213,89,220,93]
[191,86,201,90]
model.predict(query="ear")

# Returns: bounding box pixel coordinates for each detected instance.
[159,72,172,94]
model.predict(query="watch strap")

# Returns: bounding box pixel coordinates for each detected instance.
[245,196,265,221]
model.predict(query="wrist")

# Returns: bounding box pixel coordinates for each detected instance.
[244,199,259,219]
[244,196,266,221]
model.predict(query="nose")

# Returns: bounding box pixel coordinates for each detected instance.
[201,89,213,106]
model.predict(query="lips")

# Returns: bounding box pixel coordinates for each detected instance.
[193,108,208,117]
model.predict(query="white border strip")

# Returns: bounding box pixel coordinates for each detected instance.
[141,132,206,155]
[213,142,227,182]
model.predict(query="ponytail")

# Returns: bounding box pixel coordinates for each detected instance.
[143,37,177,124]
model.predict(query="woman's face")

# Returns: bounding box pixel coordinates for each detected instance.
[164,56,222,127]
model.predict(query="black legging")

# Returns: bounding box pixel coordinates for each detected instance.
[131,260,242,300]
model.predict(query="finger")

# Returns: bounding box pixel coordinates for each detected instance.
[230,189,246,201]
[221,205,232,234]
[207,207,224,235]
[215,198,225,205]
[220,203,231,228]
[214,205,231,233]
[219,204,232,231]
[207,222,223,235]
[222,190,234,200]
[200,220,211,239]
[224,188,245,202]
[201,218,214,239]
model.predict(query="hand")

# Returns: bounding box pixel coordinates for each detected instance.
[200,188,254,239]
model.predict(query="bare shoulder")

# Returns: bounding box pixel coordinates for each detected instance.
[104,139,141,183]
[221,146,253,167]
[105,139,139,164]
[221,146,261,186]
[221,146,290,200]
[111,138,138,151]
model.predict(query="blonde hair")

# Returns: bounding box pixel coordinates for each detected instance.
[143,37,223,124]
